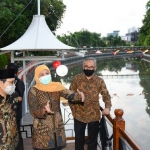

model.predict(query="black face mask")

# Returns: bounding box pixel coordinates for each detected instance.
[83,69,94,77]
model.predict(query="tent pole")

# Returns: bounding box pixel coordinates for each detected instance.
[37,0,40,15]
[11,51,14,63]
[23,51,28,114]
[62,50,64,59]
[57,51,59,57]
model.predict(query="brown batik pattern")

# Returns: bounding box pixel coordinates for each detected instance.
[0,97,19,150]
[28,88,47,119]
[69,73,112,123]
[28,87,82,149]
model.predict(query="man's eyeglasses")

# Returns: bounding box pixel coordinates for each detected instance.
[84,66,95,70]
[6,80,17,85]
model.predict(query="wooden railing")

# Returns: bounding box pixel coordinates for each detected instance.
[102,107,143,150]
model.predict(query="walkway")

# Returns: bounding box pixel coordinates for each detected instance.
[23,138,87,150]
[22,113,88,150]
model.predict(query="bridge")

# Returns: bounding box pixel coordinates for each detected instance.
[11,51,147,150]
[0,0,149,148]
[0,47,150,150]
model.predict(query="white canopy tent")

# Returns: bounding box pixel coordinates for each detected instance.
[0,15,75,51]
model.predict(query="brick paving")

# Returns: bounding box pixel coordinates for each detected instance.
[23,138,33,150]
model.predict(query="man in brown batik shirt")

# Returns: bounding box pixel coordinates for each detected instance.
[69,57,112,150]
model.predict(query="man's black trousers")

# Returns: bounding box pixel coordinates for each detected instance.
[74,118,99,150]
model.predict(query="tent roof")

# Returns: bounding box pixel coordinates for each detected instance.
[0,15,75,51]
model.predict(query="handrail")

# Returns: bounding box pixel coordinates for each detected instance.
[100,106,143,150]
[119,128,142,150]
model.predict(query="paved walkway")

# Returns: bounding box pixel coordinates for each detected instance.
[23,138,87,150]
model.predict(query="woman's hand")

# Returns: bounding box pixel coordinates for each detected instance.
[44,101,54,114]
[77,89,85,102]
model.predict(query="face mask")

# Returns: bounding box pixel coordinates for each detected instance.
[39,74,51,85]
[83,69,94,77]
[4,84,16,95]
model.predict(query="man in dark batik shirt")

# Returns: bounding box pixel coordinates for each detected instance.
[0,68,19,150]
[7,63,25,150]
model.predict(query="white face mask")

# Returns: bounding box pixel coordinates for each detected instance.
[4,84,16,95]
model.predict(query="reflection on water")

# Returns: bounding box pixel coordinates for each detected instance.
[51,58,150,150]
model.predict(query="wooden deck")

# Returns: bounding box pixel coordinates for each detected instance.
[23,138,87,150]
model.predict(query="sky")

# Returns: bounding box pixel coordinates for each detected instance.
[56,0,148,37]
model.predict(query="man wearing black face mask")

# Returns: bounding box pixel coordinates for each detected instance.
[0,68,19,149]
[69,57,112,150]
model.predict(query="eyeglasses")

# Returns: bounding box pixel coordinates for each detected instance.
[84,65,95,70]
[6,80,17,85]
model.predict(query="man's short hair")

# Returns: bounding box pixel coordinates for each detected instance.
[7,63,18,74]
[83,57,97,67]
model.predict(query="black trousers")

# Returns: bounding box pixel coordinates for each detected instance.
[74,118,99,150]
[16,119,24,150]
[34,147,61,150]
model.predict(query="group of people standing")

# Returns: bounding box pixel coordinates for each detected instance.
[0,57,112,150]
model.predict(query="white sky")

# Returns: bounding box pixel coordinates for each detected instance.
[56,0,148,37]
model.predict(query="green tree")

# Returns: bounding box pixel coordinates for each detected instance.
[0,54,9,69]
[57,29,127,49]
[0,0,66,48]
[102,35,126,46]
[57,29,106,48]
[138,0,150,46]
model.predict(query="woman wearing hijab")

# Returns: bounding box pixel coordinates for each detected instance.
[28,65,84,150]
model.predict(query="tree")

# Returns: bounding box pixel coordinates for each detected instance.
[0,0,66,47]
[0,54,9,69]
[138,0,150,46]
[102,35,126,47]
[57,29,106,48]
[57,29,127,49]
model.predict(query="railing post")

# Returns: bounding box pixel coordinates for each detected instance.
[113,109,125,150]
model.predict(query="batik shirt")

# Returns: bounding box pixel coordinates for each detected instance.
[69,73,112,123]
[0,93,19,150]
[28,87,82,149]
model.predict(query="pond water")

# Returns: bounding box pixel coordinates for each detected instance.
[51,57,150,150]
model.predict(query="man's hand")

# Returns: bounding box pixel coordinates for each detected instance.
[18,96,22,101]
[77,89,85,102]
[102,108,110,115]
[44,101,54,114]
